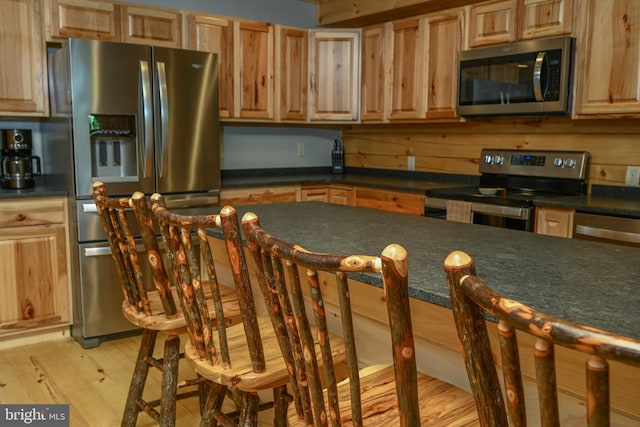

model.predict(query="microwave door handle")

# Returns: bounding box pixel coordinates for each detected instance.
[156,61,169,178]
[139,61,153,179]
[533,52,546,101]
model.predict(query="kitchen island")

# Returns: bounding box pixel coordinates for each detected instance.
[204,201,640,423]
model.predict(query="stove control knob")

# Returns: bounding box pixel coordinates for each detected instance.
[553,157,564,167]
[565,158,576,168]
[494,155,504,165]
[484,155,494,164]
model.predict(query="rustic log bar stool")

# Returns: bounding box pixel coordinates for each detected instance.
[92,182,235,427]
[151,197,295,426]
[242,211,480,426]
[444,250,640,427]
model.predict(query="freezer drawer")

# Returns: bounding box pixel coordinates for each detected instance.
[76,240,154,346]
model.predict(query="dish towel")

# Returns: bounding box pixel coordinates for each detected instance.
[446,200,473,224]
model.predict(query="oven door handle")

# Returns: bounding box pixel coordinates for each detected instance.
[473,203,530,219]
[574,225,640,244]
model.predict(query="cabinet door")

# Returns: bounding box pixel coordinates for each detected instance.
[45,0,120,41]
[234,20,274,120]
[0,198,70,336]
[518,0,573,39]
[329,187,355,206]
[309,29,361,122]
[361,24,390,122]
[0,0,48,117]
[575,0,640,115]
[275,26,308,122]
[120,4,181,48]
[467,0,517,48]
[187,14,234,119]
[424,10,463,120]
[535,207,574,237]
[389,18,425,120]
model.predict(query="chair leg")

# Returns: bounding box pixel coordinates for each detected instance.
[122,329,158,427]
[239,393,260,427]
[200,383,229,427]
[159,334,180,427]
[272,386,292,427]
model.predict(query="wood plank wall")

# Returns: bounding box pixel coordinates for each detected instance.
[342,118,640,190]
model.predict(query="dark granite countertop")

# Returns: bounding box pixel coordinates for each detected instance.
[0,175,68,199]
[204,201,640,341]
[221,167,478,194]
[535,185,640,218]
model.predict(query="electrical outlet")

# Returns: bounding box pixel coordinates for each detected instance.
[407,155,416,171]
[625,166,640,186]
[296,142,305,157]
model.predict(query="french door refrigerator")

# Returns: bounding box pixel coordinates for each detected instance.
[47,38,220,347]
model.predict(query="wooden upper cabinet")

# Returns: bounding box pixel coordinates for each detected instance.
[234,19,274,120]
[120,4,181,48]
[309,29,361,122]
[466,0,573,48]
[574,0,640,115]
[424,9,463,120]
[186,14,234,119]
[389,18,425,120]
[518,0,573,39]
[0,0,48,117]
[467,0,517,48]
[275,25,308,122]
[45,0,120,41]
[361,24,390,122]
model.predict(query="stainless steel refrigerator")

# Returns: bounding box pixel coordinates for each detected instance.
[46,38,220,347]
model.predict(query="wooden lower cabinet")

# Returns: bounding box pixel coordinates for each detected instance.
[0,198,71,338]
[535,206,575,237]
[354,187,425,216]
[300,185,355,206]
[220,186,299,206]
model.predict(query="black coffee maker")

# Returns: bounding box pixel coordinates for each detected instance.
[1,129,41,189]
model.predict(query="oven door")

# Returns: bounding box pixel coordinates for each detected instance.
[424,197,534,231]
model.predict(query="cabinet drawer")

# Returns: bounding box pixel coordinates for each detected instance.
[0,199,66,228]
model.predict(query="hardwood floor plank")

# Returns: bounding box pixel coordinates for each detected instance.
[0,335,274,426]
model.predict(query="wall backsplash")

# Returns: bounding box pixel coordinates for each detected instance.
[342,118,640,190]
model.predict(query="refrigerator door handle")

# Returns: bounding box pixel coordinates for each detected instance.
[157,61,170,178]
[140,60,154,179]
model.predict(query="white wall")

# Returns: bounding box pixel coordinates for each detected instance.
[222,126,336,170]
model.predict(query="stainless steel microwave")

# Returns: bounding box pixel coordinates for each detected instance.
[458,36,574,117]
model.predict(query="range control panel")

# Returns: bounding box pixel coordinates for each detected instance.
[479,149,589,179]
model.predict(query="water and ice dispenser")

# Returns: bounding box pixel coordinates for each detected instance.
[89,114,137,182]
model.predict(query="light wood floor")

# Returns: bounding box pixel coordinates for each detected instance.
[0,334,275,426]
